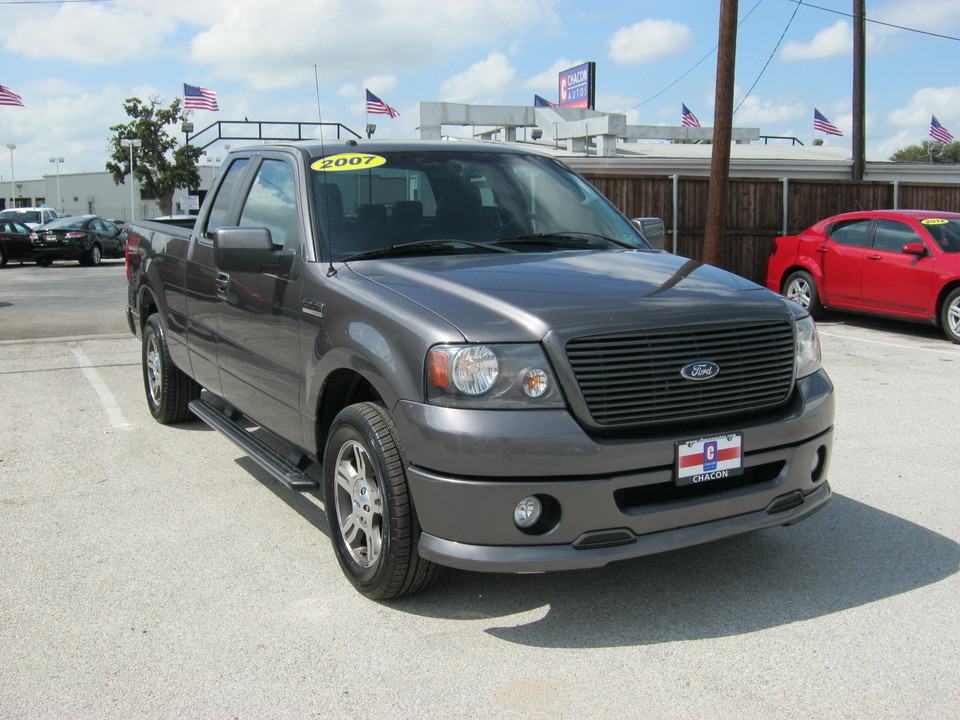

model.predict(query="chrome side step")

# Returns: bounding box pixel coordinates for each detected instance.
[188,399,319,491]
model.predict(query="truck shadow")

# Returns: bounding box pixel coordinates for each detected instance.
[395,494,960,647]
[227,457,959,647]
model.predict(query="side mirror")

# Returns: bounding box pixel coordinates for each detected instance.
[633,217,666,250]
[902,242,927,257]
[215,227,276,273]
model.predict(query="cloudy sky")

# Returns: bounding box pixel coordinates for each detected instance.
[2,0,959,183]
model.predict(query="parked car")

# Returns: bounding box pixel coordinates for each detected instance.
[33,215,126,266]
[767,209,960,343]
[0,206,60,230]
[0,219,36,266]
[106,218,131,235]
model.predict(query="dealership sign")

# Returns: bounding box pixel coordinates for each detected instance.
[558,62,596,110]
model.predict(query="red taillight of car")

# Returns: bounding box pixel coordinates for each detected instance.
[125,235,138,283]
[65,231,86,239]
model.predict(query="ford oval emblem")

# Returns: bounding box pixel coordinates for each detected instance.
[680,361,720,381]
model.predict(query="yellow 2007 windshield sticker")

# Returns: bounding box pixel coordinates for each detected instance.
[312,153,386,171]
[921,218,949,225]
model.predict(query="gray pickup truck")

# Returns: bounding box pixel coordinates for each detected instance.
[126,139,834,599]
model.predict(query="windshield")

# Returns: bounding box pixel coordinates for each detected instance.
[0,209,41,224]
[309,149,647,261]
[921,218,960,253]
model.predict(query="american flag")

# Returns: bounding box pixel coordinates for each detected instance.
[930,115,954,144]
[183,83,219,111]
[0,84,25,108]
[534,94,557,108]
[681,103,701,128]
[366,89,399,118]
[813,108,842,137]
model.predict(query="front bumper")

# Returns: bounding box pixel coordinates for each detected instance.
[395,370,834,573]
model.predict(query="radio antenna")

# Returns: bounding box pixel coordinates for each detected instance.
[315,64,336,276]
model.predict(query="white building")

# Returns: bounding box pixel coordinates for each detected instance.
[2,165,219,221]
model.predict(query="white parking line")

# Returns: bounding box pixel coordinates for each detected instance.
[819,330,960,356]
[70,344,130,429]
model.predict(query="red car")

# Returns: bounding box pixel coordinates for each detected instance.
[766,209,960,343]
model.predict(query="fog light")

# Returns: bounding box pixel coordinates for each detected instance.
[514,496,542,528]
[811,446,827,482]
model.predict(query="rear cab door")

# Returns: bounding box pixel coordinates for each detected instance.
[184,155,252,396]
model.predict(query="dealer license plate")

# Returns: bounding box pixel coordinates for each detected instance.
[675,433,744,486]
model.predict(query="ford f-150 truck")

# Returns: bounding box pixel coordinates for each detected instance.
[126,139,834,599]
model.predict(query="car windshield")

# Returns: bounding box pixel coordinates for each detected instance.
[45,217,86,230]
[309,149,647,262]
[921,218,960,253]
[0,209,41,224]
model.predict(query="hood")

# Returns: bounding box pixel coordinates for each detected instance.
[348,250,790,342]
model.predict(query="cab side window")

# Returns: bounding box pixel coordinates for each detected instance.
[206,158,250,235]
[872,219,919,253]
[827,219,871,247]
[237,159,300,252]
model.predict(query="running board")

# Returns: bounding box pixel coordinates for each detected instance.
[188,399,319,491]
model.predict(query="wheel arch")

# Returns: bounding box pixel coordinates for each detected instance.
[935,279,960,326]
[779,262,823,294]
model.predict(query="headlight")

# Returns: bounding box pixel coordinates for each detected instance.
[427,344,565,408]
[795,315,822,378]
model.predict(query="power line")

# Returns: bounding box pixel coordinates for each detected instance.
[620,0,766,113]
[734,0,802,114]
[789,0,960,43]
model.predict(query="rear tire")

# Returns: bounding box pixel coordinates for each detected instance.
[0,246,6,267]
[323,402,439,600]
[36,257,52,267]
[783,270,824,318]
[80,244,102,266]
[941,287,960,344]
[142,313,200,423]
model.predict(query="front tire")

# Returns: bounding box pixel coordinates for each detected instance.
[142,313,200,423]
[783,269,824,318]
[323,403,439,600]
[941,287,960,344]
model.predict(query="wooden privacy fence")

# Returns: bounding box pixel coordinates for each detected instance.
[581,173,960,284]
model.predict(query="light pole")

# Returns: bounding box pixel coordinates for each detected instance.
[120,138,141,221]
[6,143,15,209]
[49,156,64,212]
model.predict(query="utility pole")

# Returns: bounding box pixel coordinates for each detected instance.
[703,0,738,267]
[852,0,866,180]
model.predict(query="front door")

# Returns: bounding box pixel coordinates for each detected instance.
[216,156,306,445]
[860,219,935,317]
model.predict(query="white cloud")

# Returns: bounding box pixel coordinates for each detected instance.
[781,20,851,61]
[887,86,960,128]
[525,59,582,93]
[440,53,516,104]
[873,0,960,34]
[608,20,693,65]
[189,0,554,90]
[733,95,807,126]
[5,4,176,64]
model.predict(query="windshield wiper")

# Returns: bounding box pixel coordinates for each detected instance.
[341,239,516,262]
[491,231,638,250]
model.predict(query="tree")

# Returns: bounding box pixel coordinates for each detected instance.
[889,140,960,163]
[106,97,204,216]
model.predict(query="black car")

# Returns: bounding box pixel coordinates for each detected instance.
[33,215,126,266]
[0,219,36,266]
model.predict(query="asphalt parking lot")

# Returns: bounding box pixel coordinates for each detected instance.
[1,263,958,719]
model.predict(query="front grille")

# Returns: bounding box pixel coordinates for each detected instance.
[565,321,795,426]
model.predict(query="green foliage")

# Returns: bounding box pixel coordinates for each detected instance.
[889,140,960,163]
[106,97,204,215]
